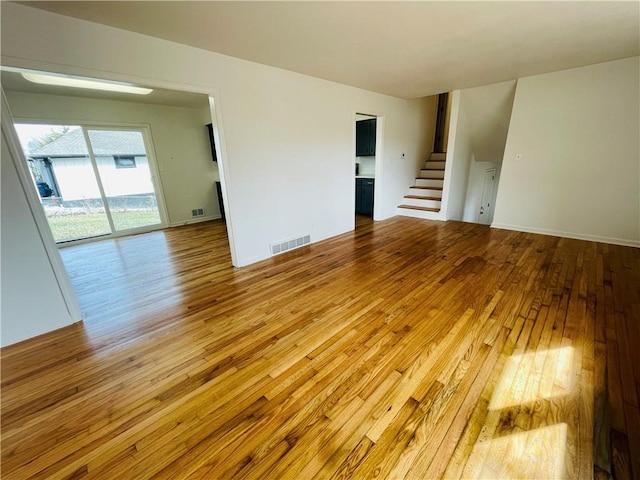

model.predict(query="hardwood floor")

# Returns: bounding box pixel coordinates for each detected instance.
[2,217,639,479]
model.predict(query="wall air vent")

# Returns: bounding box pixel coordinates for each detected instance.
[270,234,311,256]
[191,208,205,217]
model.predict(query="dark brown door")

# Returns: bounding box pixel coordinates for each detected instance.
[433,93,448,153]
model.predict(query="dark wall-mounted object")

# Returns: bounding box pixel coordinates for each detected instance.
[215,181,225,220]
[356,118,376,157]
[206,123,217,162]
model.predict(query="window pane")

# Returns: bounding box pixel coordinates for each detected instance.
[14,124,111,242]
[88,130,161,231]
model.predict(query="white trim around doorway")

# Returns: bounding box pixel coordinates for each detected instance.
[1,91,83,323]
[0,59,240,266]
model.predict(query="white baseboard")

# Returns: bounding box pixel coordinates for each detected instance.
[491,223,640,248]
[236,226,353,268]
[170,214,222,227]
[314,226,351,243]
[236,252,271,268]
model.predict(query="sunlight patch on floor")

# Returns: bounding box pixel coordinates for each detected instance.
[488,346,574,411]
[465,423,568,479]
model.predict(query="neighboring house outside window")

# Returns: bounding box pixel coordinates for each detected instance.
[114,155,136,168]
[25,129,151,201]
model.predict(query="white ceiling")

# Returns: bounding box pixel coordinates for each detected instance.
[20,1,640,99]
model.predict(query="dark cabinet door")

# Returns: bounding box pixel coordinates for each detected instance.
[356,119,376,156]
[355,178,374,217]
[360,179,374,216]
[356,121,366,157]
[370,119,377,155]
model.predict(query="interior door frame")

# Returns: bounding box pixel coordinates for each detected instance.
[352,111,385,226]
[1,91,82,322]
[1,59,238,266]
[12,120,171,246]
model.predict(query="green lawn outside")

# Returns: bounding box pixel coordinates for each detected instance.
[47,211,161,242]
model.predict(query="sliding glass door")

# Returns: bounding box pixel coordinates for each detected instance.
[14,124,165,243]
[88,129,162,232]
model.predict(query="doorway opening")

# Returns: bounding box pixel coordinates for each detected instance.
[2,65,235,333]
[14,124,166,243]
[354,112,382,229]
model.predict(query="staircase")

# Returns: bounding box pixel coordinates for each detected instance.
[397,152,446,219]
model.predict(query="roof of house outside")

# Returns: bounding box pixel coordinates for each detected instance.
[28,129,146,158]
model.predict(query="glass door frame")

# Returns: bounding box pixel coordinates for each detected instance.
[14,119,170,246]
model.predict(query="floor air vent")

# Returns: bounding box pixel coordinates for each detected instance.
[271,235,311,256]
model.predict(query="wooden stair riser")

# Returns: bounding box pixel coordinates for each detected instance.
[419,170,445,179]
[409,187,442,198]
[430,152,447,161]
[424,161,446,170]
[415,178,444,188]
[402,197,442,209]
[397,205,441,220]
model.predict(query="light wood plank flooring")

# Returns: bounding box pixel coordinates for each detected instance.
[2,217,639,479]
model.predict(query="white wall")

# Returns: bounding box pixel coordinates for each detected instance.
[443,91,473,220]
[462,81,516,163]
[493,57,640,246]
[376,99,436,221]
[0,3,435,266]
[356,156,375,175]
[1,128,78,346]
[442,93,452,153]
[5,91,220,225]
